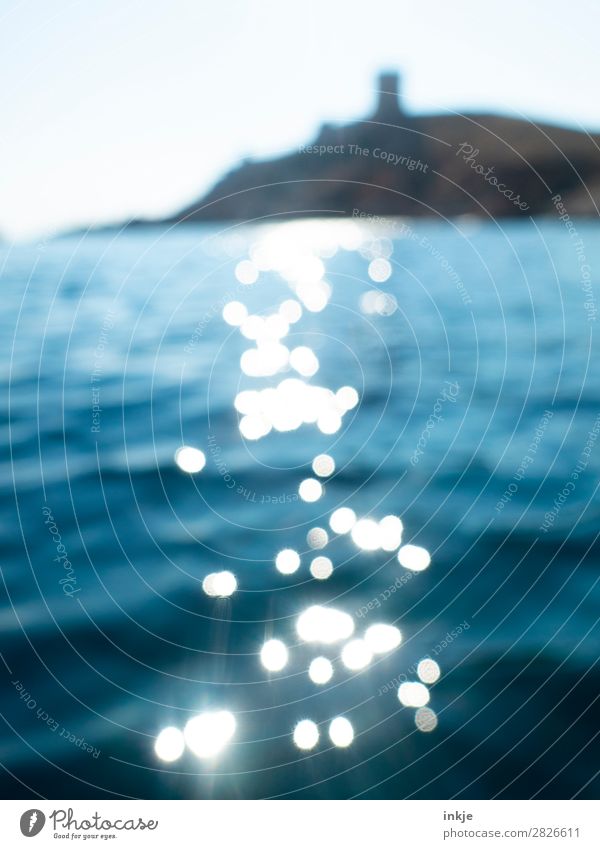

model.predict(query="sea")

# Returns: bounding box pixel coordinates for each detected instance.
[1,217,599,799]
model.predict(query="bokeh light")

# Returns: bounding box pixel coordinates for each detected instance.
[329,716,354,747]
[264,313,289,339]
[154,727,185,763]
[222,300,248,326]
[378,515,403,551]
[299,478,323,502]
[364,623,402,654]
[329,507,357,534]
[335,386,359,411]
[398,682,430,707]
[293,719,319,750]
[290,345,319,377]
[240,314,265,339]
[360,291,380,314]
[307,527,328,549]
[239,413,272,440]
[297,605,354,643]
[260,639,289,672]
[312,453,335,477]
[275,549,300,575]
[341,639,373,670]
[235,259,259,285]
[351,518,381,551]
[310,556,334,580]
[415,706,438,732]
[397,544,431,572]
[202,571,237,598]
[368,257,392,282]
[184,710,236,759]
[240,342,289,377]
[317,410,342,434]
[308,656,333,684]
[417,658,441,684]
[174,446,206,473]
[374,292,398,315]
[231,379,356,441]
[279,299,303,324]
[296,278,331,312]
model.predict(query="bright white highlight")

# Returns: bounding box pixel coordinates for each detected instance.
[398,544,431,572]
[368,257,392,282]
[297,605,354,644]
[378,515,403,551]
[335,386,359,411]
[290,346,319,377]
[260,639,289,672]
[398,682,430,707]
[222,300,248,326]
[184,710,236,758]
[329,507,357,534]
[351,518,381,551]
[308,656,333,684]
[202,571,237,598]
[299,478,323,502]
[417,658,441,684]
[312,454,335,477]
[279,299,303,323]
[310,556,333,580]
[317,410,342,434]
[340,514,405,551]
[240,315,265,340]
[235,259,259,285]
[296,278,331,312]
[293,719,319,750]
[240,342,289,377]
[275,549,300,575]
[175,446,206,473]
[232,379,355,441]
[364,623,402,654]
[239,413,271,440]
[234,390,258,414]
[341,639,373,670]
[154,726,185,762]
[329,716,354,747]
[264,313,289,340]
[293,255,324,283]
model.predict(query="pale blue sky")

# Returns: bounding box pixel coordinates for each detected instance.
[1,0,598,239]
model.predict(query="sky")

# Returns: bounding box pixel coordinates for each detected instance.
[1,0,599,240]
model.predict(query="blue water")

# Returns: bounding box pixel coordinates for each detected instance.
[1,219,599,799]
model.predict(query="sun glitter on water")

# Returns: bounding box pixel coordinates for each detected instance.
[155,222,439,767]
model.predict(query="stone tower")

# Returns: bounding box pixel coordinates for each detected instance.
[372,71,403,122]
